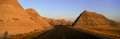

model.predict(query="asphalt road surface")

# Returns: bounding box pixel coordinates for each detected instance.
[32,25,110,39]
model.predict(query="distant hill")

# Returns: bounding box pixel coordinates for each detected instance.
[43,17,73,26]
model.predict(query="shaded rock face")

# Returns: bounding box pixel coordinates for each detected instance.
[25,8,51,29]
[0,0,44,35]
[73,10,120,27]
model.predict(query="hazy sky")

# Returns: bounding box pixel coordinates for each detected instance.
[18,0,120,21]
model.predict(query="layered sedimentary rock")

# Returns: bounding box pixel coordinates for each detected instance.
[25,8,51,29]
[0,0,44,35]
[73,10,120,38]
[73,10,120,27]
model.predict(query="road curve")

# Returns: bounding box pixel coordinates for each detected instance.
[32,25,110,39]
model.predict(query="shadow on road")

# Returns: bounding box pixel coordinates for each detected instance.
[32,25,111,39]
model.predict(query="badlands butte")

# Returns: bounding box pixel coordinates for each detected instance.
[0,0,72,36]
[0,0,120,39]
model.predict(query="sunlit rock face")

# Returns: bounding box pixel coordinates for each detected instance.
[50,19,73,25]
[43,18,73,26]
[0,0,44,35]
[25,8,51,29]
[73,10,120,27]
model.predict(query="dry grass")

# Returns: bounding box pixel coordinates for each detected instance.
[8,28,52,39]
[74,26,120,39]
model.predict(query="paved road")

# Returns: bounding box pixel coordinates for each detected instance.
[32,25,110,39]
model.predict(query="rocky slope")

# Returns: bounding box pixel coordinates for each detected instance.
[43,17,73,26]
[0,0,45,35]
[25,8,51,29]
[73,10,120,38]
[73,10,120,27]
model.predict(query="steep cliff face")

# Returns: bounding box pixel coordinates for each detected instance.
[0,0,44,35]
[73,10,120,27]
[25,8,51,29]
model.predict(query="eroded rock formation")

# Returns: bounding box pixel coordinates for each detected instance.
[43,17,73,26]
[73,10,120,27]
[73,10,120,38]
[0,0,44,35]
[25,8,51,29]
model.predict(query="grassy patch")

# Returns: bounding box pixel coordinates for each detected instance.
[74,26,120,39]
[8,28,52,39]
